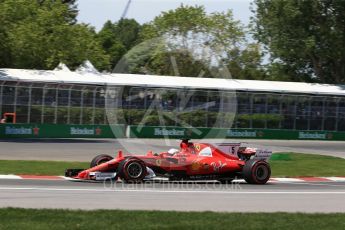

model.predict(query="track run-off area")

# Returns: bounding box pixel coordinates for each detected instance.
[0,138,344,161]
[0,138,344,212]
[0,178,345,213]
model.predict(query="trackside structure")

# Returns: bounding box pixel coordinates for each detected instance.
[0,68,345,139]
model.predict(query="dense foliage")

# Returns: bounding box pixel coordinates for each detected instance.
[122,5,266,79]
[0,0,109,70]
[1,0,344,83]
[0,1,264,79]
[253,0,345,83]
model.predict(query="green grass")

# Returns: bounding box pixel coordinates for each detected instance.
[270,153,345,177]
[0,153,344,177]
[0,160,88,176]
[0,208,344,230]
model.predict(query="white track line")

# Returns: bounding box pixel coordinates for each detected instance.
[0,187,345,194]
[321,177,345,182]
[0,175,22,179]
[271,178,304,182]
[273,181,345,187]
[1,175,345,183]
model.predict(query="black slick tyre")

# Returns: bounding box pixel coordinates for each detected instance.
[117,157,147,183]
[243,159,271,184]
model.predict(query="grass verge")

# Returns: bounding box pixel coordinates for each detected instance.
[0,153,344,177]
[269,153,345,177]
[0,208,345,230]
[0,160,88,176]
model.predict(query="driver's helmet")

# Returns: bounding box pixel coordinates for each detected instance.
[180,139,190,149]
[168,148,179,155]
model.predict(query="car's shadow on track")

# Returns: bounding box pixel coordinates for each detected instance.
[67,178,276,186]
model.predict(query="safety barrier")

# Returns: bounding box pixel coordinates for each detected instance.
[127,125,345,141]
[0,124,125,138]
[1,124,345,140]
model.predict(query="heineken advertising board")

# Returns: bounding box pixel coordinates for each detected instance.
[128,126,202,139]
[1,124,345,140]
[127,125,345,141]
[0,124,125,138]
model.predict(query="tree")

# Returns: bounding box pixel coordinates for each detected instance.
[141,49,213,77]
[97,19,141,70]
[38,0,78,24]
[0,0,109,70]
[44,24,110,70]
[125,4,265,79]
[252,0,345,83]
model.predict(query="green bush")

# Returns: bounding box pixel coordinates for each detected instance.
[17,105,285,128]
[236,113,283,128]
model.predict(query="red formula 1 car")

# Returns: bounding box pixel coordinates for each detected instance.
[65,139,272,184]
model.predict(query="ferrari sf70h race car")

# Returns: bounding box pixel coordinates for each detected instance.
[65,139,272,184]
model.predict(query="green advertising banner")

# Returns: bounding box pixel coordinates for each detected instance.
[0,124,125,138]
[1,124,345,140]
[127,125,345,141]
[127,126,220,139]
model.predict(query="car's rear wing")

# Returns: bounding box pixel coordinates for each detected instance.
[253,149,272,161]
[215,143,241,156]
[214,143,272,161]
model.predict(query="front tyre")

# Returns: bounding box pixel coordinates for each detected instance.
[117,157,147,183]
[243,160,271,184]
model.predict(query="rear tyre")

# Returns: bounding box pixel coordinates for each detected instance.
[90,154,113,168]
[117,157,147,183]
[243,159,271,184]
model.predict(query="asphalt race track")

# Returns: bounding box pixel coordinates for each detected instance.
[0,179,345,212]
[0,138,344,161]
[0,138,344,212]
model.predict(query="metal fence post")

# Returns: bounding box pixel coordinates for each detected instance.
[67,85,73,124]
[219,91,225,128]
[278,94,283,129]
[80,87,85,125]
[249,94,254,129]
[307,96,311,130]
[13,82,19,114]
[0,81,5,117]
[54,84,59,124]
[41,85,47,124]
[205,91,210,128]
[293,96,297,130]
[264,94,268,129]
[91,87,98,124]
[27,84,33,123]
[321,97,326,130]
[335,97,340,131]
